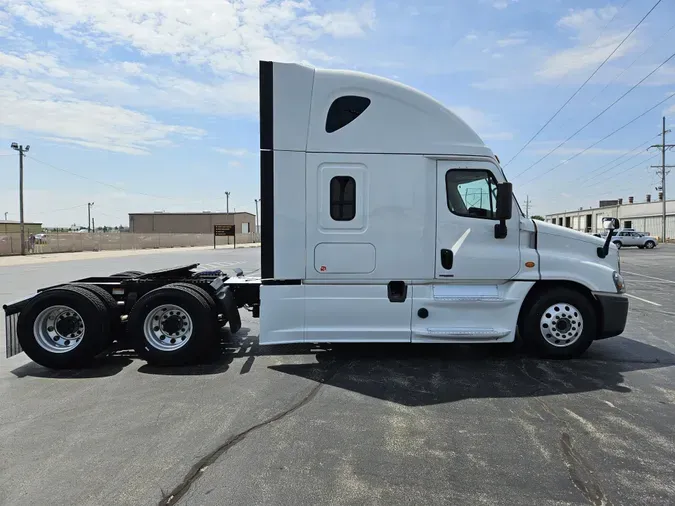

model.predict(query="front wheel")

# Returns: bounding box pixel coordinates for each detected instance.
[520,287,597,359]
[613,241,622,249]
[645,240,656,249]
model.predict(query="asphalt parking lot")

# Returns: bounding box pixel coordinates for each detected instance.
[1,246,674,506]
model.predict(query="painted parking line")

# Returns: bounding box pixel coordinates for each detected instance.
[622,271,675,284]
[626,293,662,306]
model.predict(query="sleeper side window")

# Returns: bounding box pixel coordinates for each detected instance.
[325,96,371,133]
[330,176,356,221]
[445,169,498,220]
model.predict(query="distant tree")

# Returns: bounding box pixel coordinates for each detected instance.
[531,215,545,221]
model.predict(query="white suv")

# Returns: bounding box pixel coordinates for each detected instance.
[612,231,658,249]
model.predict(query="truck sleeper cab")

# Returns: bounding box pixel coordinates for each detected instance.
[3,61,629,369]
[257,60,628,358]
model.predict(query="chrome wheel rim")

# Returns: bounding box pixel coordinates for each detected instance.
[143,304,193,351]
[646,242,655,249]
[33,305,85,353]
[540,303,583,347]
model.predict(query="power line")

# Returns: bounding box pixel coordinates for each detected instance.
[591,19,675,103]
[503,0,663,168]
[538,134,658,194]
[23,154,223,206]
[578,133,661,181]
[35,204,88,214]
[524,90,675,184]
[513,48,675,179]
[580,149,653,185]
[583,153,659,190]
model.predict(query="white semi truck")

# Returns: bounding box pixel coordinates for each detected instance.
[3,60,628,369]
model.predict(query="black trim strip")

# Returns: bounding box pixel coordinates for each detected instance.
[259,60,274,279]
[262,279,302,286]
[259,61,274,150]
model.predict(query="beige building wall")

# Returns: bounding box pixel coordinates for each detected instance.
[0,221,43,234]
[128,213,255,235]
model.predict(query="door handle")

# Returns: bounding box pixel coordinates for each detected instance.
[440,249,453,270]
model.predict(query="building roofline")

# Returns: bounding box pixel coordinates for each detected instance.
[128,212,255,217]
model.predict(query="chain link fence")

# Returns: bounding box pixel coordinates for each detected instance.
[0,232,260,256]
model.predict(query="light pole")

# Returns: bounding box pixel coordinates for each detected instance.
[254,198,260,237]
[224,192,230,215]
[10,142,29,255]
[87,202,95,233]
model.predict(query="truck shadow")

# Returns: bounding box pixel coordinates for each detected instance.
[10,356,133,379]
[268,337,675,407]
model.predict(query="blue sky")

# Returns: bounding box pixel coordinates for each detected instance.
[1,0,674,226]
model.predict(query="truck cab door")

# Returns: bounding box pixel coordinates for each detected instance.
[435,161,521,281]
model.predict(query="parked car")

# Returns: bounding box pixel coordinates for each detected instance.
[611,231,658,249]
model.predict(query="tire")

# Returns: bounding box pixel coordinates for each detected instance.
[645,241,656,249]
[16,286,111,369]
[127,285,218,366]
[613,241,622,249]
[519,287,597,359]
[111,270,145,278]
[70,284,122,347]
[165,283,219,320]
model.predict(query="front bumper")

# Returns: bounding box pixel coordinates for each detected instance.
[593,292,629,340]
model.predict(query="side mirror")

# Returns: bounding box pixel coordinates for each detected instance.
[495,182,513,220]
[602,217,619,230]
[494,182,513,239]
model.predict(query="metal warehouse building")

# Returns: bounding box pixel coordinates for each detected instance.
[545,195,675,241]
[128,212,255,235]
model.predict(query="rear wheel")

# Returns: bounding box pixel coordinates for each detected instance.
[17,286,111,369]
[70,284,121,346]
[645,240,656,249]
[127,286,218,366]
[520,287,596,359]
[613,241,622,249]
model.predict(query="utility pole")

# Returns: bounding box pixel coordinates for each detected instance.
[10,143,29,255]
[87,202,95,233]
[524,195,532,218]
[224,192,230,215]
[254,198,260,237]
[650,117,675,243]
[3,212,7,220]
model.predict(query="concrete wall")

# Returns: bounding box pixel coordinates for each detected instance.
[129,213,255,235]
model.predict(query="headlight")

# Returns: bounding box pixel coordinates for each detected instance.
[613,271,626,293]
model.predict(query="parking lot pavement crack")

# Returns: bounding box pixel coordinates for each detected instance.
[560,432,612,506]
[158,360,345,506]
[531,396,614,506]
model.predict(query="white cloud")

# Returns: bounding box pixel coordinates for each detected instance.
[214,148,252,157]
[537,32,637,80]
[0,81,205,155]
[0,1,377,155]
[1,0,376,76]
[557,7,618,41]
[490,0,518,10]
[228,160,243,168]
[496,37,527,47]
[451,105,513,142]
